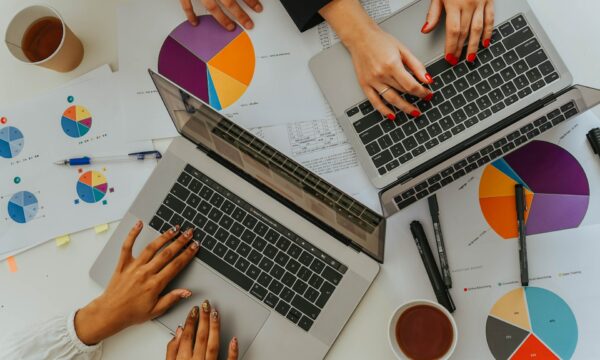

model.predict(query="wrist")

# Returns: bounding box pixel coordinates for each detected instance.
[319,0,379,49]
[74,298,119,345]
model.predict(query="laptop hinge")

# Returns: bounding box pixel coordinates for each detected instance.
[348,242,362,253]
[383,92,558,190]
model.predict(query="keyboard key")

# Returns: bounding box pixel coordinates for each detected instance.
[390,128,405,142]
[275,301,291,316]
[451,109,467,123]
[516,38,540,58]
[490,42,506,57]
[500,67,517,82]
[450,94,467,109]
[464,88,479,103]
[372,150,393,168]
[164,194,185,213]
[441,84,457,99]
[505,94,519,106]
[292,295,321,320]
[224,250,239,265]
[453,62,468,78]
[501,82,517,96]
[478,64,494,78]
[491,57,507,72]
[545,72,559,84]
[258,271,273,288]
[197,250,253,291]
[511,15,527,30]
[250,283,268,301]
[293,279,308,295]
[438,131,452,143]
[440,69,456,83]
[150,216,164,231]
[353,111,382,133]
[346,107,359,117]
[157,205,174,222]
[235,257,250,273]
[499,22,515,37]
[454,77,469,92]
[412,145,426,157]
[359,125,383,145]
[466,71,482,85]
[439,101,454,116]
[518,87,533,99]
[310,259,325,274]
[402,137,418,152]
[171,214,184,227]
[503,26,533,49]
[475,80,491,95]
[390,143,405,157]
[415,130,430,144]
[451,124,466,135]
[427,57,452,77]
[264,293,278,308]
[561,102,576,113]
[464,103,479,117]
[269,279,284,295]
[322,266,343,285]
[479,48,493,63]
[425,138,440,150]
[287,308,302,324]
[316,282,335,308]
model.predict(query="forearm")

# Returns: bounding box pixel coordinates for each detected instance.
[318,0,379,48]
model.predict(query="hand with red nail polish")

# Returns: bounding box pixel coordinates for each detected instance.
[421,0,495,65]
[319,0,433,119]
[166,302,239,360]
[74,221,200,345]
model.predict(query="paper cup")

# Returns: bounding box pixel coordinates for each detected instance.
[388,299,458,360]
[5,5,83,72]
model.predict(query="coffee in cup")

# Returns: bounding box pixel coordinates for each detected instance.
[388,300,457,360]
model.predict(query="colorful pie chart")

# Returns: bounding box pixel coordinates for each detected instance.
[158,16,255,110]
[479,141,589,239]
[7,191,38,224]
[0,126,25,159]
[486,287,577,359]
[76,170,108,203]
[61,105,92,138]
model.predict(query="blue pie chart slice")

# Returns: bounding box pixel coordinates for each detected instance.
[0,126,25,159]
[7,191,38,223]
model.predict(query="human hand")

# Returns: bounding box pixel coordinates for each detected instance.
[179,0,263,30]
[166,302,238,360]
[320,0,433,120]
[74,221,200,345]
[421,0,495,65]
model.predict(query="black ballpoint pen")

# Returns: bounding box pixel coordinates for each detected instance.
[515,184,529,287]
[410,221,456,313]
[428,195,452,289]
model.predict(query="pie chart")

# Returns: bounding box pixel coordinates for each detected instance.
[158,16,255,110]
[61,105,92,138]
[0,126,25,159]
[486,287,577,359]
[76,170,108,203]
[7,191,38,224]
[479,141,589,239]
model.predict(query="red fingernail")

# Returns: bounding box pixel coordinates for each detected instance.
[410,110,421,118]
[423,93,434,102]
[445,53,458,66]
[467,53,477,63]
[425,73,434,84]
[482,38,491,48]
[387,113,396,121]
[421,21,429,33]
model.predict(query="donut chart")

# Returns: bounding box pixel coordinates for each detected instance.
[61,105,92,138]
[479,141,589,239]
[7,191,38,224]
[0,126,25,159]
[76,171,108,203]
[158,16,255,110]
[486,287,578,359]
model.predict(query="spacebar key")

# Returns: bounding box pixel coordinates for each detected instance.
[197,250,253,291]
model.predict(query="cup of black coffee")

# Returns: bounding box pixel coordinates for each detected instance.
[388,300,457,360]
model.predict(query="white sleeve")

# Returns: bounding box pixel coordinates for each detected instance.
[0,311,103,360]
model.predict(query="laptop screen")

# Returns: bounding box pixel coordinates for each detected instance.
[150,70,386,262]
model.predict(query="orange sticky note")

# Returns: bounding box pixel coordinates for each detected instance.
[7,256,18,273]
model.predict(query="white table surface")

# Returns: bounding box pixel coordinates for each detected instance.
[1,1,599,359]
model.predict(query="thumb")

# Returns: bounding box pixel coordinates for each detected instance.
[227,337,239,360]
[422,0,443,33]
[166,326,183,360]
[152,289,192,318]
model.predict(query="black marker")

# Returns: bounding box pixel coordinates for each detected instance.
[410,221,456,313]
[587,128,600,159]
[428,195,452,289]
[515,184,529,287]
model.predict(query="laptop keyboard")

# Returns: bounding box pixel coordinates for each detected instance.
[394,100,579,210]
[346,14,561,176]
[149,164,348,332]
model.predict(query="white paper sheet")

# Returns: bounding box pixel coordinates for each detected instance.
[0,73,156,258]
[381,109,600,358]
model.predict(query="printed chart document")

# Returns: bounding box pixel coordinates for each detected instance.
[382,109,600,359]
[0,73,156,258]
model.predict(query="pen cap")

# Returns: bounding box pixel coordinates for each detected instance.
[587,128,600,155]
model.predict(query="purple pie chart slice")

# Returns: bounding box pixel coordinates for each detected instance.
[526,193,589,235]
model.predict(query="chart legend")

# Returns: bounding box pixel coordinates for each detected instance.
[158,16,255,110]
[61,105,93,138]
[479,141,589,239]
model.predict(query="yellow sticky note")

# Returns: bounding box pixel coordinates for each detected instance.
[94,224,109,234]
[55,235,71,247]
[7,256,18,273]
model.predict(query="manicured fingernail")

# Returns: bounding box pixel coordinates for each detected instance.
[421,21,429,33]
[135,220,142,229]
[424,73,434,84]
[191,240,200,250]
[211,310,219,320]
[176,326,183,338]
[180,290,192,298]
[227,23,235,31]
[410,110,421,118]
[482,38,491,48]
[467,53,476,63]
[184,228,194,237]
[244,21,254,29]
[191,306,199,318]
[445,53,458,66]
[387,113,396,121]
[254,3,263,12]
[423,93,434,102]
[169,225,179,234]
[232,337,238,350]
[202,300,210,313]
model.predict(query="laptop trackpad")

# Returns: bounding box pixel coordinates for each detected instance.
[158,259,270,359]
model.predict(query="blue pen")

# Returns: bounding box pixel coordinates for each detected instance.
[54,151,162,166]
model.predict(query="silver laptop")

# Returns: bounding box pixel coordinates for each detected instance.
[310,0,600,217]
[90,71,383,359]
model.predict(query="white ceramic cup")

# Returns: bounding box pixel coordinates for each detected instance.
[5,5,83,72]
[388,299,458,360]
